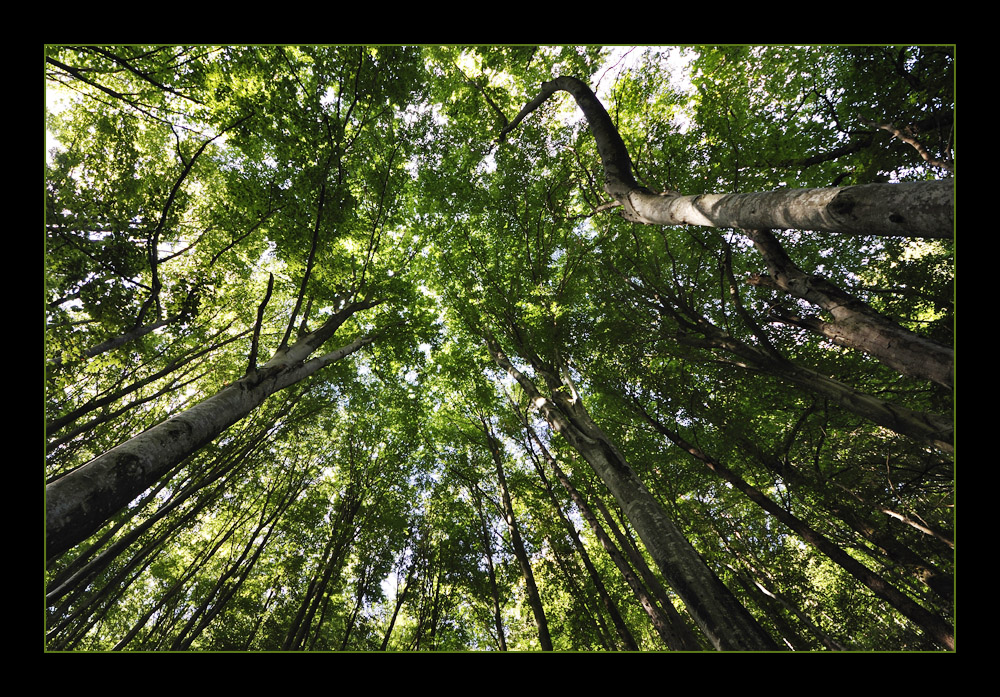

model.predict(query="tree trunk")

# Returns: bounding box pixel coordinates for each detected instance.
[46,301,381,558]
[746,227,952,388]
[484,333,777,651]
[664,306,953,452]
[523,418,697,650]
[521,427,639,650]
[635,401,955,650]
[481,421,553,651]
[729,427,954,603]
[470,485,508,650]
[504,75,952,239]
[379,563,414,651]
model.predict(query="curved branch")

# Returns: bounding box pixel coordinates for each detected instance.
[868,120,954,172]
[503,76,953,238]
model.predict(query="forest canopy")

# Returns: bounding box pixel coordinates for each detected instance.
[44,45,955,652]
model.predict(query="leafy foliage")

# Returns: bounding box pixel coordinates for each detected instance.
[45,45,954,652]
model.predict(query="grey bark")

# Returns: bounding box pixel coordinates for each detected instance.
[626,273,953,452]
[746,228,952,389]
[503,76,953,239]
[519,422,640,650]
[484,333,777,651]
[522,418,698,650]
[46,300,382,559]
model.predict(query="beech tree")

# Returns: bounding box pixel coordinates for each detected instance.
[45,45,954,651]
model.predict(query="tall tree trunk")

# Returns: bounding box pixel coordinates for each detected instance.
[47,414,279,604]
[519,426,639,650]
[634,400,955,650]
[470,484,508,650]
[587,483,707,651]
[480,419,553,651]
[484,333,777,651]
[47,324,248,438]
[521,416,696,650]
[46,300,382,558]
[379,563,414,651]
[728,426,954,603]
[745,227,952,388]
[282,488,362,650]
[503,75,952,239]
[653,293,953,452]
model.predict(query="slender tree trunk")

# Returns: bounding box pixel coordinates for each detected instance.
[48,312,187,371]
[522,417,696,650]
[380,563,414,651]
[729,427,954,603]
[46,300,382,558]
[282,489,362,650]
[340,561,378,650]
[587,484,707,651]
[545,534,617,650]
[667,309,953,452]
[520,429,639,650]
[481,422,553,651]
[470,486,508,650]
[746,227,952,388]
[484,333,777,651]
[171,483,292,650]
[635,401,955,650]
[47,325,248,437]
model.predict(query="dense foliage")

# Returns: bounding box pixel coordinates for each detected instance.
[45,45,954,651]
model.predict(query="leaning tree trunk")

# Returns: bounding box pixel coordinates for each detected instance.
[519,424,641,650]
[522,417,699,650]
[484,333,778,651]
[502,76,953,239]
[46,299,382,559]
[745,227,953,389]
[480,421,553,651]
[634,401,955,650]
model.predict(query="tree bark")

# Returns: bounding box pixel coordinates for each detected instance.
[504,76,953,239]
[746,228,952,389]
[522,417,698,650]
[634,401,955,650]
[46,300,382,558]
[470,486,508,650]
[519,425,640,650]
[637,284,954,452]
[484,332,777,651]
[481,420,553,651]
[729,426,954,603]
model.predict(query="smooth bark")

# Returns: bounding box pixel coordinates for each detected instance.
[519,425,640,650]
[470,486,508,650]
[746,228,953,389]
[484,333,778,651]
[46,300,382,558]
[504,76,953,239]
[628,276,953,452]
[522,417,698,650]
